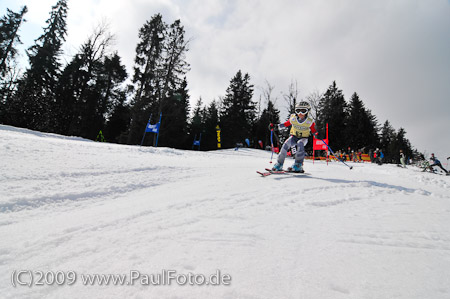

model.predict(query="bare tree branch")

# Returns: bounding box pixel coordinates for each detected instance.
[283,79,300,116]
[305,89,323,120]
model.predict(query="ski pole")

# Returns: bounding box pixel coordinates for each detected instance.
[318,137,353,170]
[270,128,274,163]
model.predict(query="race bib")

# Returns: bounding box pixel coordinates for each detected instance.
[291,145,297,154]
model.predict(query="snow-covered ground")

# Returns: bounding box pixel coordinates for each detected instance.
[1,124,450,299]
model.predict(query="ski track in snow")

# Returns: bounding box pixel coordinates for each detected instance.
[1,125,450,299]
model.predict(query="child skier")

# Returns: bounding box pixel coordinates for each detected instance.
[269,101,317,173]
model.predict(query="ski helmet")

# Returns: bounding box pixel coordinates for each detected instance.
[295,101,311,115]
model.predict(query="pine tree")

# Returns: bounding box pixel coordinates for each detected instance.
[254,81,280,148]
[127,14,165,144]
[0,6,26,115]
[387,127,413,164]
[158,77,190,148]
[128,15,190,146]
[345,92,378,151]
[52,54,85,134]
[316,81,347,150]
[54,23,127,139]
[254,100,280,149]
[158,19,189,110]
[8,0,67,131]
[378,120,415,163]
[202,100,220,150]
[0,62,20,124]
[78,52,127,139]
[220,70,256,148]
[104,90,131,144]
[380,120,395,152]
[155,19,190,148]
[189,97,204,144]
[188,99,222,151]
[0,6,27,77]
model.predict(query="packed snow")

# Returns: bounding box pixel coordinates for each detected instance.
[1,124,450,299]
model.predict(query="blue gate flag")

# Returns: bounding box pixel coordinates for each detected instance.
[141,112,162,147]
[146,122,160,133]
[192,133,201,150]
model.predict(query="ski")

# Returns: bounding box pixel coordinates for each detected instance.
[266,168,309,174]
[265,168,287,174]
[256,168,286,176]
[422,171,449,176]
[257,168,310,177]
[256,170,273,177]
[280,168,307,174]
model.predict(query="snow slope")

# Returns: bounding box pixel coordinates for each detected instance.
[1,124,450,299]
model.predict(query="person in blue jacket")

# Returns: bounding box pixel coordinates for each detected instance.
[379,150,384,164]
[428,153,448,174]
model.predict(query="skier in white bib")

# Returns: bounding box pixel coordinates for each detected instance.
[269,101,318,173]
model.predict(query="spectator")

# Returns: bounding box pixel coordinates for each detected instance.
[400,150,406,168]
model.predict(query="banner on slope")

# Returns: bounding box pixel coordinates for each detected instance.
[146,120,160,133]
[216,125,221,149]
[141,112,162,147]
[313,138,329,151]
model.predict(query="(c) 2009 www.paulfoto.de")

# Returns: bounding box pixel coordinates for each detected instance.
[11,269,232,287]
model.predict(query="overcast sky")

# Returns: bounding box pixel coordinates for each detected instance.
[1,0,449,159]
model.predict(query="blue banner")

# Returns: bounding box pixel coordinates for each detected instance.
[141,112,162,147]
[145,122,160,133]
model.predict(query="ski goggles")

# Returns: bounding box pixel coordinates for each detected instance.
[295,108,309,114]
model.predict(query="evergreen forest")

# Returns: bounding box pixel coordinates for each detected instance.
[0,2,419,163]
